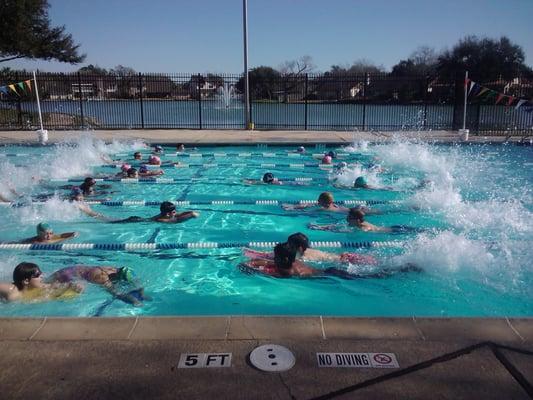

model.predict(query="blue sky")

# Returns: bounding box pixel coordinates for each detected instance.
[6,0,533,73]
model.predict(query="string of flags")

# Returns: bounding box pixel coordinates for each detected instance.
[466,78,532,112]
[0,79,32,96]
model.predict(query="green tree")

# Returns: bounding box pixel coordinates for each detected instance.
[0,0,85,64]
[391,46,438,77]
[78,64,108,75]
[236,66,281,100]
[437,36,530,81]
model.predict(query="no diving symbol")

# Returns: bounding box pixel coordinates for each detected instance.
[373,353,392,365]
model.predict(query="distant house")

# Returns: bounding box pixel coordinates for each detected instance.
[72,83,96,99]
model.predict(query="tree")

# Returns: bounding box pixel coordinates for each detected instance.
[0,0,85,64]
[109,65,137,98]
[391,46,438,77]
[437,36,530,82]
[278,55,315,76]
[78,64,108,75]
[235,66,281,100]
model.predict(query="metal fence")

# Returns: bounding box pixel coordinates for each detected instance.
[0,71,531,134]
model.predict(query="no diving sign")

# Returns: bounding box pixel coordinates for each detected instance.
[317,352,399,368]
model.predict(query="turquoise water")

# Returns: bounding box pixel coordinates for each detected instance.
[0,136,531,317]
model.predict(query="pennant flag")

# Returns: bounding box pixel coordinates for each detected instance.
[0,86,8,95]
[8,84,19,95]
[24,80,32,92]
[464,78,470,89]
[476,87,490,97]
[507,96,515,106]
[485,90,497,100]
[514,99,527,110]
[17,82,25,93]
[468,81,477,95]
[495,93,505,105]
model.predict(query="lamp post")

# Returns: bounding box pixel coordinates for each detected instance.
[243,0,252,129]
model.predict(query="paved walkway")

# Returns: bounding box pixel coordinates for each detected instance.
[0,128,531,145]
[0,317,532,399]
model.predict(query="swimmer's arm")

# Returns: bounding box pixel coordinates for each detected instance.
[101,281,141,306]
[174,211,199,222]
[79,206,112,221]
[281,203,313,211]
[58,232,78,240]
[308,223,348,233]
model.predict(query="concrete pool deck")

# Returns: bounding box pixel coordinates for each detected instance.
[0,316,532,399]
[0,130,532,398]
[0,128,531,145]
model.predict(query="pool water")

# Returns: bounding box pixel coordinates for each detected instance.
[0,135,531,317]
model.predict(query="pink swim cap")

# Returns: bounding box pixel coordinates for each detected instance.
[322,155,332,164]
[121,163,132,172]
[149,155,160,164]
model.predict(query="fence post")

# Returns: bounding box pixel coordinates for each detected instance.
[197,73,202,129]
[304,73,308,130]
[77,72,84,128]
[138,72,145,129]
[15,71,23,128]
[363,73,368,131]
[475,103,481,134]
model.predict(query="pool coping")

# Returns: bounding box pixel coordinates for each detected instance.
[1,316,531,342]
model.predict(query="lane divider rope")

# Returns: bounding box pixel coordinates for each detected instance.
[0,240,404,251]
[0,199,402,207]
[103,163,341,169]
[114,152,353,159]
[46,177,327,183]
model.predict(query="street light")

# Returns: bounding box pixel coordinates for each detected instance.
[243,0,252,129]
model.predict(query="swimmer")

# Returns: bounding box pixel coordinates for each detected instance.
[243,232,378,265]
[321,155,332,164]
[244,172,309,186]
[111,201,199,223]
[138,164,164,177]
[309,208,424,234]
[352,176,393,191]
[133,151,142,161]
[148,155,178,167]
[326,150,337,159]
[115,164,132,178]
[177,143,186,152]
[282,192,378,214]
[0,262,82,303]
[333,161,348,174]
[18,223,78,244]
[48,265,150,306]
[70,187,111,221]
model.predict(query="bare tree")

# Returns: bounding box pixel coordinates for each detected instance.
[278,55,315,76]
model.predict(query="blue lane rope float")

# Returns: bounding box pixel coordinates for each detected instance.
[102,162,341,169]
[114,152,353,159]
[0,240,404,252]
[0,199,402,207]
[46,177,327,184]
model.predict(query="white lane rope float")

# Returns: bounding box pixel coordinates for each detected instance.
[0,240,404,252]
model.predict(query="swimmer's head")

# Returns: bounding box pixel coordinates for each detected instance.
[13,262,43,290]
[84,177,96,187]
[327,150,337,159]
[148,155,161,165]
[273,242,296,273]
[36,222,53,240]
[133,152,142,160]
[121,163,132,172]
[154,145,163,153]
[347,208,365,225]
[334,161,348,173]
[139,165,148,173]
[354,176,368,188]
[262,172,275,184]
[297,146,305,153]
[126,168,138,178]
[287,232,309,254]
[160,201,176,216]
[321,155,332,164]
[317,192,334,207]
[111,266,135,283]
[177,143,185,151]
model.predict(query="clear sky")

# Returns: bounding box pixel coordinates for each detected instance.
[6,0,533,74]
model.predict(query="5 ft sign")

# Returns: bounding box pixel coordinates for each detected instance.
[178,353,232,368]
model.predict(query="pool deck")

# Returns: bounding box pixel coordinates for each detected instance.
[0,129,532,398]
[0,316,532,399]
[0,128,531,145]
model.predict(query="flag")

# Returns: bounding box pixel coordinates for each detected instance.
[8,84,19,95]
[468,81,477,95]
[24,80,32,92]
[495,93,505,105]
[0,86,8,95]
[507,96,515,106]
[464,78,470,89]
[476,87,490,97]
[17,82,25,93]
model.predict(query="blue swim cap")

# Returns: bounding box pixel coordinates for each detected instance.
[37,222,51,233]
[354,176,368,187]
[71,187,83,196]
[139,165,148,173]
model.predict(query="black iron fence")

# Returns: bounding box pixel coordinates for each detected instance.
[0,71,531,134]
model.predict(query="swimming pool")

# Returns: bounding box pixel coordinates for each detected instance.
[0,136,531,317]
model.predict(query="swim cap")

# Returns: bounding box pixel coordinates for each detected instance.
[149,155,160,164]
[297,146,305,153]
[121,163,132,172]
[154,145,163,152]
[327,150,337,158]
[262,172,274,183]
[334,161,348,172]
[354,176,368,187]
[126,168,137,177]
[139,165,148,173]
[322,155,332,164]
[37,222,51,233]
[160,201,176,214]
[116,267,135,283]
